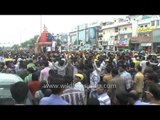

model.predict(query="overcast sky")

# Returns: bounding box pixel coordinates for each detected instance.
[0,15,127,47]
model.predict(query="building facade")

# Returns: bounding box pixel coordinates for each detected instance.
[69,22,100,51]
[130,15,160,51]
[68,15,160,52]
[100,18,132,51]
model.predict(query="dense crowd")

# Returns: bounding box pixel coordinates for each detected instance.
[0,49,160,105]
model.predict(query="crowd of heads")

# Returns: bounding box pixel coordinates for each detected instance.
[0,49,160,105]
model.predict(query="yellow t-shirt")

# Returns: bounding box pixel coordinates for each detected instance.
[103,74,112,84]
[133,60,140,68]
[134,72,144,93]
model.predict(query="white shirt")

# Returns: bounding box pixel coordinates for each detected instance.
[74,82,85,93]
[39,67,51,81]
[90,70,100,90]
[98,93,111,105]
[120,71,132,90]
[134,100,150,105]
[140,60,147,72]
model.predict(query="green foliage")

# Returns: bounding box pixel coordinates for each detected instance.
[11,44,19,49]
[17,35,39,48]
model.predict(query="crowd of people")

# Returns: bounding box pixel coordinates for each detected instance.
[0,48,160,105]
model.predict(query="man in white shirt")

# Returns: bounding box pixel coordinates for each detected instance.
[97,81,111,105]
[140,57,147,73]
[119,64,133,92]
[74,74,85,93]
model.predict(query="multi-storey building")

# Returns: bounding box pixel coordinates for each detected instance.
[68,15,160,52]
[69,22,101,51]
[130,15,160,51]
[101,18,132,51]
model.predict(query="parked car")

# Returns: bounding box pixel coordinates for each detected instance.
[0,73,34,105]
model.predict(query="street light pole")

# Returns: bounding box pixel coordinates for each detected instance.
[40,15,42,34]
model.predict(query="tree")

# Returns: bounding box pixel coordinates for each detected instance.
[11,44,19,50]
[20,35,39,48]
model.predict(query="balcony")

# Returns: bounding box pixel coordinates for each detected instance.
[118,31,132,34]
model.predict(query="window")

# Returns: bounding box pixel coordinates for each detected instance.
[115,27,118,32]
[119,28,121,31]
[151,21,155,26]
[102,23,106,26]
[115,36,118,40]
[145,25,148,27]
[157,20,159,26]
[124,27,127,31]
[128,34,132,38]
[141,26,143,28]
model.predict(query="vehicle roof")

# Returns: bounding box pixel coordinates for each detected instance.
[0,73,23,85]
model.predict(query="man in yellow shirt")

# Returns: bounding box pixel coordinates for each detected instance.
[133,57,140,68]
[134,65,144,99]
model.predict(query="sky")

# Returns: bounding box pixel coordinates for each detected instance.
[0,15,127,47]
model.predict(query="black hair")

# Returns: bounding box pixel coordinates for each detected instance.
[49,69,56,76]
[10,82,29,104]
[43,61,49,67]
[148,83,160,100]
[64,75,73,85]
[144,67,153,74]
[142,57,145,60]
[40,80,47,89]
[19,60,24,69]
[44,89,52,97]
[119,64,127,70]
[0,62,5,67]
[105,67,112,73]
[5,61,10,67]
[32,72,39,81]
[130,62,135,68]
[111,69,119,76]
[152,65,159,71]
[136,65,142,72]
[116,90,129,105]
[147,73,159,83]
[27,67,34,73]
[59,60,65,66]
[98,81,107,89]
[28,60,33,63]
[128,92,139,101]
[96,61,101,68]
[49,75,65,94]
[146,62,150,66]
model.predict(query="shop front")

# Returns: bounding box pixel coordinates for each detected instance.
[115,38,129,51]
[140,43,152,53]
[130,36,152,52]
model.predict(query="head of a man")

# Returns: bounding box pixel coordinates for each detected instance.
[10,82,29,104]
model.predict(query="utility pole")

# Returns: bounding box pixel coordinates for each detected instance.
[40,15,42,35]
